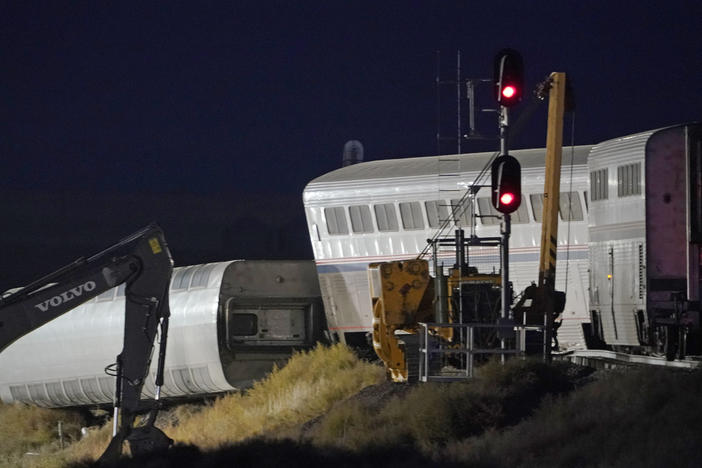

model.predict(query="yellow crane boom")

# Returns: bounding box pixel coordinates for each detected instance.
[540,72,567,360]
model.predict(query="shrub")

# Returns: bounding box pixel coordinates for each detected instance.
[0,401,85,467]
[161,342,384,449]
[308,358,578,453]
[443,367,702,467]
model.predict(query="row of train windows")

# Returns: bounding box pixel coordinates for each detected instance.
[92,263,216,302]
[9,366,220,405]
[324,192,585,235]
[10,377,115,405]
[590,163,642,201]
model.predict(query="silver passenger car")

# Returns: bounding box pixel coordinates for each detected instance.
[0,260,326,407]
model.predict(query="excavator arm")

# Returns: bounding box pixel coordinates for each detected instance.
[368,260,434,382]
[0,224,173,462]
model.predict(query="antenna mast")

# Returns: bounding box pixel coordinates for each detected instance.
[436,51,466,155]
[435,51,492,155]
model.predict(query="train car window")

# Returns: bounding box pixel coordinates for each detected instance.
[531,192,584,221]
[530,194,544,222]
[172,369,200,394]
[172,267,195,290]
[46,382,69,405]
[477,198,499,225]
[63,380,87,404]
[98,377,114,400]
[511,199,530,224]
[374,203,399,232]
[590,169,608,201]
[9,385,30,401]
[450,199,472,227]
[80,378,102,403]
[97,288,115,302]
[191,264,215,288]
[349,205,374,233]
[425,200,449,228]
[478,196,529,224]
[399,202,424,230]
[28,383,48,402]
[324,206,349,235]
[229,313,258,336]
[559,192,584,221]
[617,163,642,197]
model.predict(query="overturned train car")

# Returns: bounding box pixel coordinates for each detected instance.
[0,260,326,407]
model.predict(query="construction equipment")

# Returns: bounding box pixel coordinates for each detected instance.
[368,231,503,382]
[512,72,569,360]
[369,259,434,382]
[0,224,174,462]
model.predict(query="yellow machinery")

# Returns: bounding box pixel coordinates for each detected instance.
[369,259,434,382]
[369,255,502,382]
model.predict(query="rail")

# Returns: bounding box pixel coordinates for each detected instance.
[559,349,702,370]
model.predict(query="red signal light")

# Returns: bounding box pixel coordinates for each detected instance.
[493,49,524,107]
[500,192,515,205]
[491,154,521,214]
[501,85,516,99]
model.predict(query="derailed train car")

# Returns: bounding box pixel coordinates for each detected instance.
[303,146,593,350]
[0,260,326,407]
[303,123,702,359]
[588,124,702,358]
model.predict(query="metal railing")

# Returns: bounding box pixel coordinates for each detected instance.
[417,322,545,382]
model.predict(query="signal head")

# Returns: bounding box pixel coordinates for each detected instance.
[491,154,522,214]
[493,49,524,107]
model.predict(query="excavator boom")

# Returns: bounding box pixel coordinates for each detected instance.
[0,224,174,462]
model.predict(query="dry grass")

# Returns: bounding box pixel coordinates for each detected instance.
[19,342,382,466]
[7,347,701,468]
[163,342,384,449]
[57,344,384,466]
[306,358,577,452]
[0,400,86,467]
[302,361,702,467]
[2,343,382,466]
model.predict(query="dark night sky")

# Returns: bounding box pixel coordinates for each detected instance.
[1,1,701,290]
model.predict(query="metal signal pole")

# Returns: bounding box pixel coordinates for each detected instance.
[499,106,511,327]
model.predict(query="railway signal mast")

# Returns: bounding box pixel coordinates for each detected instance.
[491,49,524,340]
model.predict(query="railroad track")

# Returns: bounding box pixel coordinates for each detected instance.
[558,349,702,370]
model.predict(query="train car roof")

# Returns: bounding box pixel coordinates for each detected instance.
[589,123,700,161]
[307,145,592,186]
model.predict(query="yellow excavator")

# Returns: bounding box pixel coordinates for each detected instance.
[369,72,569,381]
